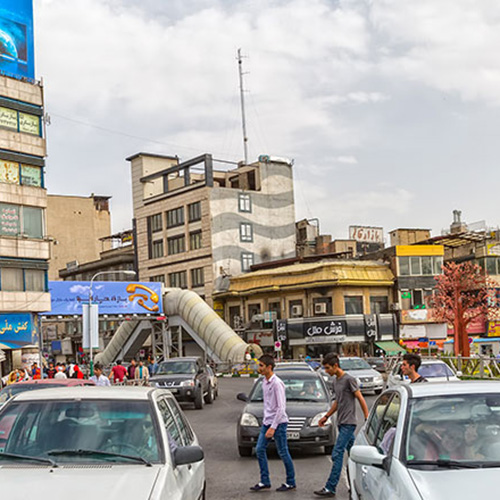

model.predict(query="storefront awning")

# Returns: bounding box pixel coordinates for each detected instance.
[375,340,407,355]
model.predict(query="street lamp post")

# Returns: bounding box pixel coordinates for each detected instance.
[87,270,137,375]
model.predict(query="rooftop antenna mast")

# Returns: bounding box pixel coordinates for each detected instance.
[237,48,249,165]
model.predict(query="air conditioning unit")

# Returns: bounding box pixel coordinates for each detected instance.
[390,303,401,311]
[291,305,303,317]
[314,302,327,314]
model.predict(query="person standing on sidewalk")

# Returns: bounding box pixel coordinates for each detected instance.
[314,353,369,497]
[250,354,296,493]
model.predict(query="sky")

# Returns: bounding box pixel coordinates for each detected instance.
[32,0,500,244]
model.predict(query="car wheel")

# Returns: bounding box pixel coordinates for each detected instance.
[238,445,252,457]
[204,385,214,404]
[194,388,204,409]
[324,445,333,455]
[375,389,383,395]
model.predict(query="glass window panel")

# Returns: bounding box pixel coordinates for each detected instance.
[149,213,162,233]
[167,235,185,255]
[0,161,19,185]
[0,107,18,130]
[166,207,184,228]
[151,240,164,259]
[434,256,443,274]
[25,270,45,291]
[23,206,43,238]
[399,257,410,276]
[1,268,24,291]
[0,203,20,236]
[241,252,254,271]
[20,165,42,187]
[240,223,253,242]
[344,296,364,314]
[189,231,202,250]
[190,267,204,287]
[410,257,421,275]
[421,256,433,275]
[238,193,251,213]
[370,296,389,314]
[413,290,424,307]
[401,290,411,310]
[188,202,201,222]
[487,258,497,275]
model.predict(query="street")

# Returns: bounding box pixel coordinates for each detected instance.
[184,377,377,500]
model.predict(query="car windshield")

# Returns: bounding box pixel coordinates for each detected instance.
[275,364,311,371]
[419,363,455,378]
[405,393,500,468]
[250,376,328,402]
[0,384,65,404]
[157,361,196,375]
[339,358,372,371]
[0,399,160,464]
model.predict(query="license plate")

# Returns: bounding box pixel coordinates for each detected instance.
[169,388,178,394]
[287,432,300,440]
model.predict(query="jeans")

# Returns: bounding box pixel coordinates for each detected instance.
[325,424,356,493]
[255,423,296,487]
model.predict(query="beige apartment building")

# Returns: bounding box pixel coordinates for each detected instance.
[46,194,112,279]
[128,153,296,305]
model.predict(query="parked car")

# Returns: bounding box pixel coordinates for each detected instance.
[339,357,384,395]
[366,357,387,373]
[236,370,335,457]
[275,362,314,372]
[149,357,214,409]
[348,381,500,500]
[0,386,205,500]
[0,378,95,408]
[206,365,219,399]
[386,359,461,388]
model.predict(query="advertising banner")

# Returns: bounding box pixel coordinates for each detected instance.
[44,281,163,316]
[0,313,36,348]
[0,0,35,79]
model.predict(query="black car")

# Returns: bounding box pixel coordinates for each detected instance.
[236,370,335,457]
[149,356,214,409]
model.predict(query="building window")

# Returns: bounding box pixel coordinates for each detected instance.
[190,267,204,287]
[151,240,164,259]
[241,252,254,271]
[268,301,281,320]
[169,271,187,289]
[229,306,242,329]
[168,235,186,255]
[0,203,44,239]
[238,193,251,213]
[149,213,163,233]
[370,296,389,314]
[166,207,184,228]
[240,222,253,242]
[189,231,202,250]
[399,257,410,276]
[344,296,364,315]
[188,202,201,222]
[150,275,165,283]
[1,268,23,291]
[25,269,45,291]
[413,289,424,308]
[0,106,41,136]
[399,256,443,276]
[0,268,47,292]
[0,161,43,188]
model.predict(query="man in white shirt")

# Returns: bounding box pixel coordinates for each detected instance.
[90,363,111,387]
[54,365,67,379]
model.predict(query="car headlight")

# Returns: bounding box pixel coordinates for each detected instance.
[180,380,195,387]
[310,412,331,427]
[240,412,259,427]
[374,376,383,384]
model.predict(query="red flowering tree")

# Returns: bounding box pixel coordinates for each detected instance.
[431,262,497,357]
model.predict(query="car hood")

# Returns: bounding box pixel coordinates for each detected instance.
[0,465,160,500]
[150,374,194,383]
[242,401,331,419]
[408,467,500,499]
[344,369,381,378]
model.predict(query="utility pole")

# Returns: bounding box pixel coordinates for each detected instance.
[237,48,249,165]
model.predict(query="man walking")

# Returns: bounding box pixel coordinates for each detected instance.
[401,353,427,383]
[250,354,296,493]
[314,353,369,497]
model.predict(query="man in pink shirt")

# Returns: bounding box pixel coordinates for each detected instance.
[250,354,296,492]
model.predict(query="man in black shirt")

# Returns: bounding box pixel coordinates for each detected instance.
[401,353,427,383]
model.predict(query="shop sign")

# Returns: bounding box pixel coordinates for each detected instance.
[0,313,36,348]
[20,164,42,186]
[364,314,377,341]
[304,320,346,337]
[349,225,384,243]
[0,107,17,130]
[0,160,19,184]
[305,335,346,344]
[18,112,39,135]
[0,203,20,236]
[488,321,500,337]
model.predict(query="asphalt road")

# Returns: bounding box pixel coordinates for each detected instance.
[184,377,377,500]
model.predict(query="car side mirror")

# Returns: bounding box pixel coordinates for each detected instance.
[173,445,204,466]
[236,392,249,402]
[350,445,386,470]
[456,371,463,377]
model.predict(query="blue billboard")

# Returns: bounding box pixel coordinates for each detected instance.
[0,0,35,80]
[44,281,163,316]
[0,313,37,348]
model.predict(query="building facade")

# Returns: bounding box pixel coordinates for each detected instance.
[46,194,112,280]
[0,74,50,374]
[128,153,296,304]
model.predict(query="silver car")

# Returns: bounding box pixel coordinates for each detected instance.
[387,359,461,388]
[348,381,500,500]
[340,357,384,395]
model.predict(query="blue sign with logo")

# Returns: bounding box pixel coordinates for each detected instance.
[44,281,163,316]
[0,313,36,348]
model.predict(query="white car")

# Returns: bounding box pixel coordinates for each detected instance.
[387,359,461,388]
[339,357,385,395]
[0,386,205,500]
[348,381,500,500]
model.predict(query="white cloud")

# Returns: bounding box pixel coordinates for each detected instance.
[336,155,358,164]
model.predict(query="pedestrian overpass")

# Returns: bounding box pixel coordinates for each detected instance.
[95,288,262,365]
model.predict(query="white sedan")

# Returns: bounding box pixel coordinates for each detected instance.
[386,359,461,388]
[348,381,500,500]
[0,386,205,500]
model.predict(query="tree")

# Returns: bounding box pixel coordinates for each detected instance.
[431,261,497,357]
